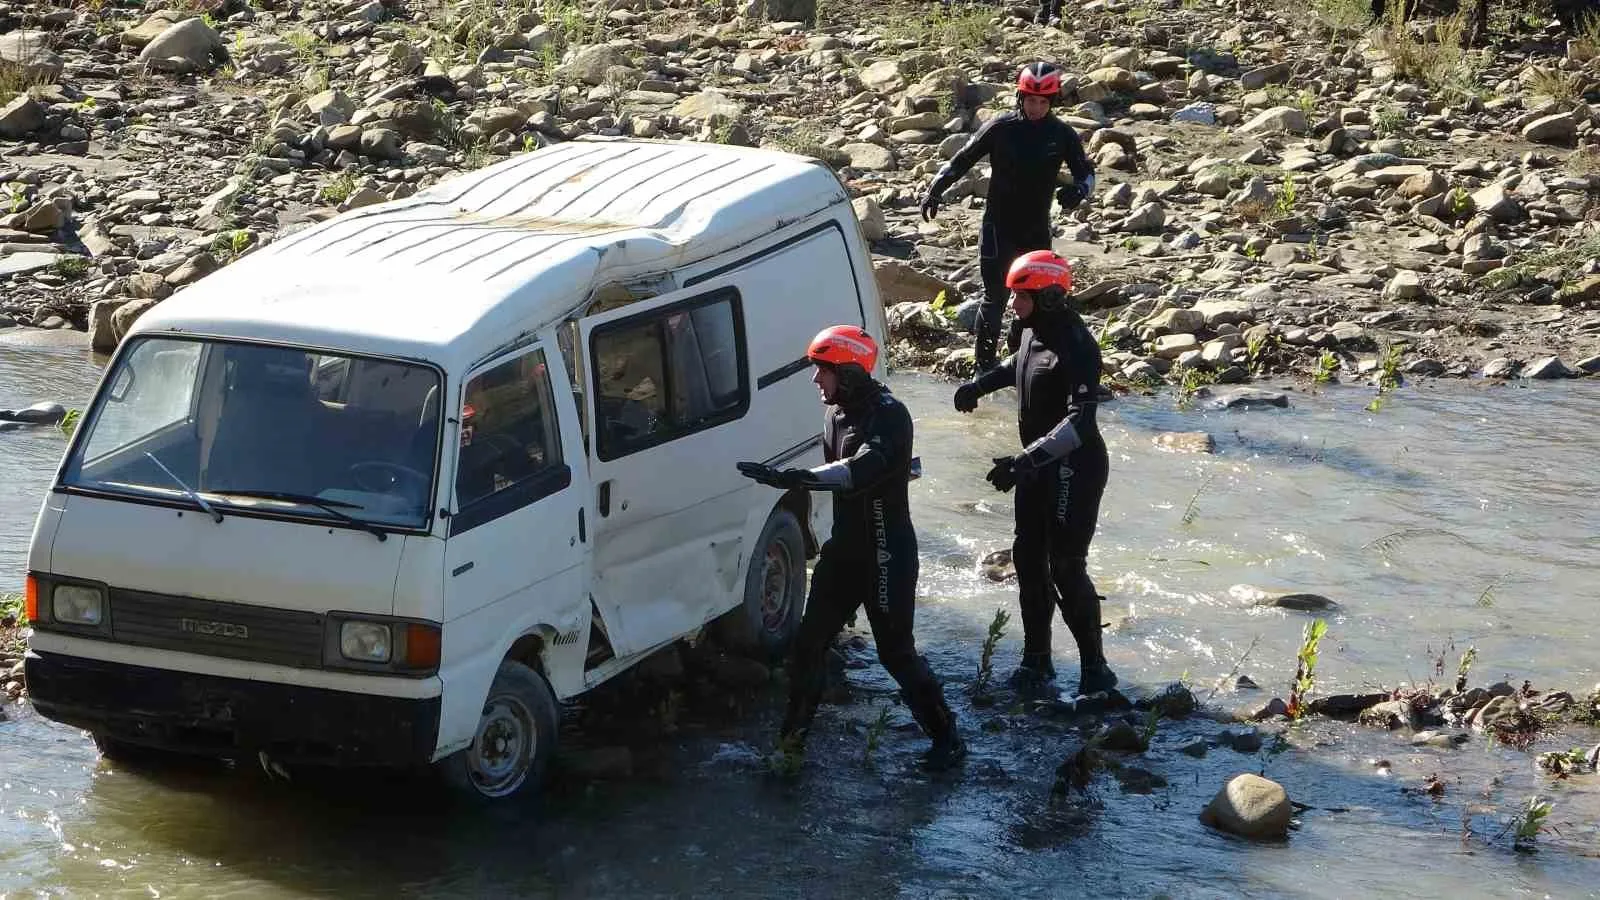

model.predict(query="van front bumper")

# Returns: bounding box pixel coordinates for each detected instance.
[25,650,440,767]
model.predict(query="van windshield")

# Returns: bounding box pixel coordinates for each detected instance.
[61,337,443,531]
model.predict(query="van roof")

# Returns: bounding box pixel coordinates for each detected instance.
[130,137,850,370]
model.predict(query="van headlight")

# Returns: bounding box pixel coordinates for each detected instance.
[339,621,392,663]
[52,583,105,626]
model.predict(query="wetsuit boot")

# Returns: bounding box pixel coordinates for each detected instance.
[900,657,967,770]
[1006,650,1057,692]
[1064,590,1118,696]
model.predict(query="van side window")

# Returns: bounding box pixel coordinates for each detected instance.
[591,289,746,461]
[456,349,562,510]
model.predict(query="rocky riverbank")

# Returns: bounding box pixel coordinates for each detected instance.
[1,0,1597,388]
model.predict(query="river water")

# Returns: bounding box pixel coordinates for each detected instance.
[2,335,1597,898]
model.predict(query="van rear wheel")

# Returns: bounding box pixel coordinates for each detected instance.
[716,508,806,660]
[438,661,559,802]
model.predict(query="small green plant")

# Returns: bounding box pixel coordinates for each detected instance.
[1309,0,1372,35]
[1313,350,1339,386]
[1513,796,1552,852]
[58,409,82,438]
[1140,704,1161,745]
[0,590,24,626]
[1476,574,1505,609]
[320,172,357,204]
[1374,102,1407,137]
[521,133,539,153]
[1525,67,1581,106]
[1455,645,1477,693]
[863,705,890,768]
[1096,311,1119,350]
[1175,366,1215,408]
[1448,186,1472,218]
[51,256,88,279]
[211,229,252,262]
[1366,341,1403,412]
[1286,618,1329,721]
[973,607,1010,696]
[1272,175,1298,219]
[768,731,805,778]
[4,183,27,214]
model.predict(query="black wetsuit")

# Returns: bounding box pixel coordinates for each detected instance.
[782,381,958,747]
[926,111,1096,369]
[970,305,1113,683]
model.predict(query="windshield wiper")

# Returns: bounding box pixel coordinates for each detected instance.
[144,452,224,523]
[209,489,388,542]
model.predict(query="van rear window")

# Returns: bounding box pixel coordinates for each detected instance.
[590,288,747,461]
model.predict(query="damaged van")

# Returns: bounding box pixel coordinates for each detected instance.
[24,136,888,801]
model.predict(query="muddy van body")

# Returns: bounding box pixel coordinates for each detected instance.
[24,137,888,800]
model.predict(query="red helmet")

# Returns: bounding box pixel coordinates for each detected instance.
[807,324,878,373]
[1017,62,1062,98]
[1005,250,1074,293]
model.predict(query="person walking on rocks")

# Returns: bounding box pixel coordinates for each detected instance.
[951,251,1118,697]
[738,325,967,771]
[919,60,1096,373]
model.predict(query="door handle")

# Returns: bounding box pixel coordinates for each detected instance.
[598,480,611,517]
[578,507,586,543]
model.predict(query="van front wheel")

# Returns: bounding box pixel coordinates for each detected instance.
[438,661,559,802]
[716,508,806,659]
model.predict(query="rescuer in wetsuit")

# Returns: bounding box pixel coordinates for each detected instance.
[738,325,966,770]
[919,61,1097,373]
[951,251,1118,697]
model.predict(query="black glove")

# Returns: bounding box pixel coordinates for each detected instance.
[985,456,1018,493]
[1056,182,1087,210]
[953,382,981,413]
[919,189,941,222]
[738,462,817,490]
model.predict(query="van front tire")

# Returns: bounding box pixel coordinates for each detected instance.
[438,660,559,803]
[716,508,806,660]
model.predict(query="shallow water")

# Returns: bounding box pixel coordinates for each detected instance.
[2,341,1597,898]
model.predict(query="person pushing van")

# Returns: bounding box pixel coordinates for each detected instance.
[951,251,1118,697]
[918,61,1097,373]
[738,325,966,771]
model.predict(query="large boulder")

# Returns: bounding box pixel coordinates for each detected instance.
[137,18,227,74]
[1200,774,1293,840]
[874,261,957,307]
[0,31,63,82]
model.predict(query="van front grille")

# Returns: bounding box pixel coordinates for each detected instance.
[108,589,325,669]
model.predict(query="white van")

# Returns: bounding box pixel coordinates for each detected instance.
[23,136,889,801]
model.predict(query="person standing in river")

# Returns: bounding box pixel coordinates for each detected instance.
[737,325,967,771]
[951,251,1118,697]
[918,60,1096,373]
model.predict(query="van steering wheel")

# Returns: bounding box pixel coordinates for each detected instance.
[351,460,431,495]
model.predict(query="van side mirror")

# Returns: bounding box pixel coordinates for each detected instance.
[107,367,135,403]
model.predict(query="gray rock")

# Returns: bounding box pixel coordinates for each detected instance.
[1240,62,1292,90]
[0,96,45,140]
[1521,112,1576,145]
[306,89,358,126]
[1203,387,1289,410]
[1360,699,1421,730]
[1239,106,1308,136]
[359,128,402,159]
[842,142,895,171]
[1143,307,1205,336]
[1575,355,1600,375]
[1482,358,1518,378]
[88,299,130,352]
[110,297,162,343]
[1405,358,1446,377]
[1193,299,1255,327]
[851,197,886,242]
[1383,270,1425,300]
[1095,722,1149,753]
[858,59,906,92]
[1180,739,1210,758]
[0,31,63,82]
[1201,774,1292,840]
[672,91,743,125]
[1173,102,1218,126]
[560,44,632,86]
[1470,184,1523,222]
[138,18,226,74]
[1154,431,1216,453]
[1524,356,1574,379]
